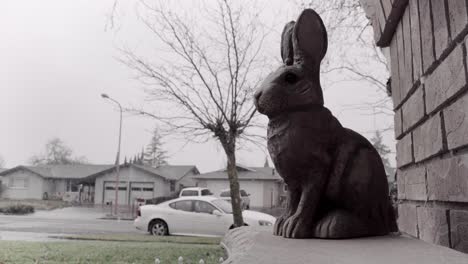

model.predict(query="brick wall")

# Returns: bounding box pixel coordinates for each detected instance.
[360,0,468,253]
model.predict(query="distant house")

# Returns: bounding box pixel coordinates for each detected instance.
[0,168,6,191]
[193,165,285,208]
[0,165,112,201]
[83,163,199,205]
[0,164,199,205]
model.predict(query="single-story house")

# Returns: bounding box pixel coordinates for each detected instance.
[0,164,113,201]
[82,163,199,205]
[0,164,199,205]
[193,165,286,208]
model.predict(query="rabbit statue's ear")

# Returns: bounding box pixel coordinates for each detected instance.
[292,9,328,66]
[281,21,295,65]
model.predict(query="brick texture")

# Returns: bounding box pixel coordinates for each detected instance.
[397,22,407,105]
[394,108,403,139]
[425,45,466,114]
[426,153,468,202]
[402,8,414,98]
[447,0,468,40]
[450,210,468,253]
[417,206,450,247]
[419,0,435,73]
[398,203,418,237]
[397,169,406,200]
[396,132,413,168]
[409,0,422,81]
[398,166,427,201]
[390,35,402,106]
[431,0,449,59]
[402,86,425,131]
[444,92,468,150]
[412,114,444,162]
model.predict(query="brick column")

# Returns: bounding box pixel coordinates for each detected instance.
[360,0,468,253]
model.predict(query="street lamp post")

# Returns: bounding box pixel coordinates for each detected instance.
[101,93,122,217]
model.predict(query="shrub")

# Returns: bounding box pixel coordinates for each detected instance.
[0,204,35,215]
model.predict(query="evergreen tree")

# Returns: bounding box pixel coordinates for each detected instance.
[370,131,395,182]
[143,127,168,167]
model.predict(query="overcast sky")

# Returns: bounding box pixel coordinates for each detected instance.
[0,0,395,172]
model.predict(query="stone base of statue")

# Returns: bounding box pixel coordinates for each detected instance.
[221,227,468,264]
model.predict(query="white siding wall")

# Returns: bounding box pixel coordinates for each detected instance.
[1,170,45,199]
[176,169,198,192]
[94,166,170,205]
[262,181,280,208]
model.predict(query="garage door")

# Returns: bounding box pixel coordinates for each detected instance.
[129,182,155,202]
[103,181,127,205]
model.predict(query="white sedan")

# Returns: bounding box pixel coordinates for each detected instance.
[134,196,276,237]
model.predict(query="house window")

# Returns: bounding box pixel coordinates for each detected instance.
[283,184,288,192]
[66,180,79,192]
[170,181,175,192]
[8,177,29,188]
[142,187,154,192]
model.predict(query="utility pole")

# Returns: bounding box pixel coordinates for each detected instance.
[101,93,122,216]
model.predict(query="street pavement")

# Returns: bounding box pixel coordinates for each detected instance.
[0,207,142,240]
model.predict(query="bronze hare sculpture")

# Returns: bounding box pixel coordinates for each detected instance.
[254,9,398,239]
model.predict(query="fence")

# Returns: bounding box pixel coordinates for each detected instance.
[154,256,224,264]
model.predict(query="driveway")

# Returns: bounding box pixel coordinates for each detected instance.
[0,207,142,240]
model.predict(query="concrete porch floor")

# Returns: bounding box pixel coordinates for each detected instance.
[222,227,468,264]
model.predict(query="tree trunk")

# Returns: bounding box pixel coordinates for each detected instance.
[224,144,244,227]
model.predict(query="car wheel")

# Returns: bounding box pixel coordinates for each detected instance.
[149,220,169,236]
[245,205,250,210]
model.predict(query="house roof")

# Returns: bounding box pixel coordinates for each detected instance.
[132,164,199,181]
[0,164,114,179]
[193,165,281,181]
[80,163,199,182]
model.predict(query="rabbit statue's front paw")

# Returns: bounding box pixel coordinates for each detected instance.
[282,213,313,238]
[273,214,287,236]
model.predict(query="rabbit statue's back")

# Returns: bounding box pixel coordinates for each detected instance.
[254,9,398,239]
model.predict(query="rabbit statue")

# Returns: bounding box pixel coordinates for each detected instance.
[254,9,398,239]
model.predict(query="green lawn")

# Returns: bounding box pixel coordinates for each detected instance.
[0,237,224,264]
[51,233,222,245]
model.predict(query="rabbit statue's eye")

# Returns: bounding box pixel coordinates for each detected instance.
[284,72,298,84]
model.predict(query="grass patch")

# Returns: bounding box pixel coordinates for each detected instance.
[50,233,222,245]
[0,240,224,264]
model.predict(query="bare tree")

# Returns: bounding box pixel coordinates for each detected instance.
[120,0,271,227]
[29,138,88,165]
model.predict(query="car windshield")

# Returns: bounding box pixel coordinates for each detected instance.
[211,199,233,214]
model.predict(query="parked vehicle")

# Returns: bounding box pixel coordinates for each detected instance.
[134,196,276,237]
[179,187,213,197]
[219,189,251,210]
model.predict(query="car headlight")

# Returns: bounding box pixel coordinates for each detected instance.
[258,220,273,226]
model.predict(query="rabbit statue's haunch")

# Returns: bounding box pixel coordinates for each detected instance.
[254,9,398,239]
